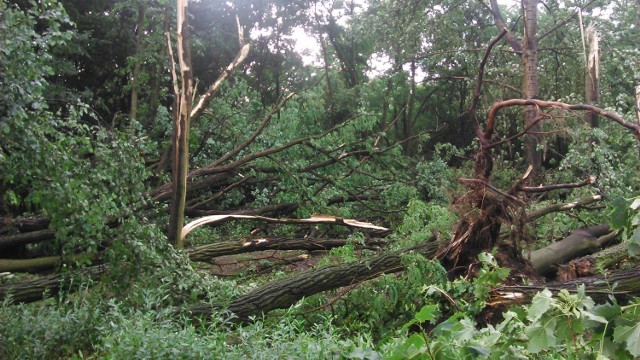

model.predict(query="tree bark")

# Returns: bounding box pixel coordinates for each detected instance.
[528,224,614,276]
[491,268,640,306]
[1,215,49,234]
[0,266,107,304]
[0,256,61,273]
[522,0,542,173]
[488,0,541,174]
[168,0,193,249]
[0,229,54,249]
[186,237,386,262]
[186,239,439,321]
[584,25,600,127]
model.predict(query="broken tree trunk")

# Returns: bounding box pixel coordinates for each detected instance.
[0,236,385,273]
[529,224,615,276]
[186,239,439,321]
[187,237,386,262]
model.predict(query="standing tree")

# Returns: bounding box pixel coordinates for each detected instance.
[485,0,542,173]
[484,0,597,175]
[167,0,250,248]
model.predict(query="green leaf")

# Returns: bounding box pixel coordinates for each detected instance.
[414,304,440,324]
[613,323,640,357]
[527,288,554,321]
[609,197,629,230]
[466,345,489,356]
[389,334,427,360]
[582,309,608,324]
[629,228,640,257]
[525,322,557,354]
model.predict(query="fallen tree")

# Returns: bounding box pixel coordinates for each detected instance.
[529,224,617,276]
[184,239,640,322]
[490,268,640,305]
[0,265,107,304]
[0,235,387,274]
[189,238,440,321]
[186,236,386,262]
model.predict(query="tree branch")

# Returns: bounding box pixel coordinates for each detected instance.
[190,16,251,120]
[484,99,640,141]
[482,0,523,52]
[517,176,596,193]
[526,195,603,222]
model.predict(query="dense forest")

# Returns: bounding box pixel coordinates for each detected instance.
[1,0,640,358]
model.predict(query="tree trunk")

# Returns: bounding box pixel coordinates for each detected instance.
[491,268,640,306]
[128,2,146,123]
[585,25,600,127]
[0,229,54,250]
[0,266,107,304]
[402,57,417,155]
[186,237,386,262]
[0,256,60,273]
[528,224,614,276]
[186,239,439,321]
[168,0,193,249]
[522,0,542,174]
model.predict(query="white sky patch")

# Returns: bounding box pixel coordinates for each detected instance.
[289,27,320,66]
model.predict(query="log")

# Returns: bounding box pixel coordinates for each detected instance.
[186,239,439,321]
[187,237,386,262]
[0,256,60,273]
[1,215,49,234]
[0,229,55,249]
[529,224,615,275]
[0,265,107,304]
[490,268,640,306]
[0,236,385,273]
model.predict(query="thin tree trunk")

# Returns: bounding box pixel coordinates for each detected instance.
[403,57,417,155]
[128,2,146,123]
[168,0,193,249]
[585,26,600,127]
[522,0,541,173]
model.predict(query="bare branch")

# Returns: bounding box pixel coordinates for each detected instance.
[537,0,598,43]
[469,28,508,139]
[526,195,603,221]
[190,16,251,120]
[209,93,295,168]
[517,176,596,193]
[481,0,523,52]
[484,99,640,141]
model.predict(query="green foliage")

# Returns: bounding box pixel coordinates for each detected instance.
[609,195,640,257]
[381,283,640,359]
[0,292,104,359]
[396,199,457,247]
[415,144,463,203]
